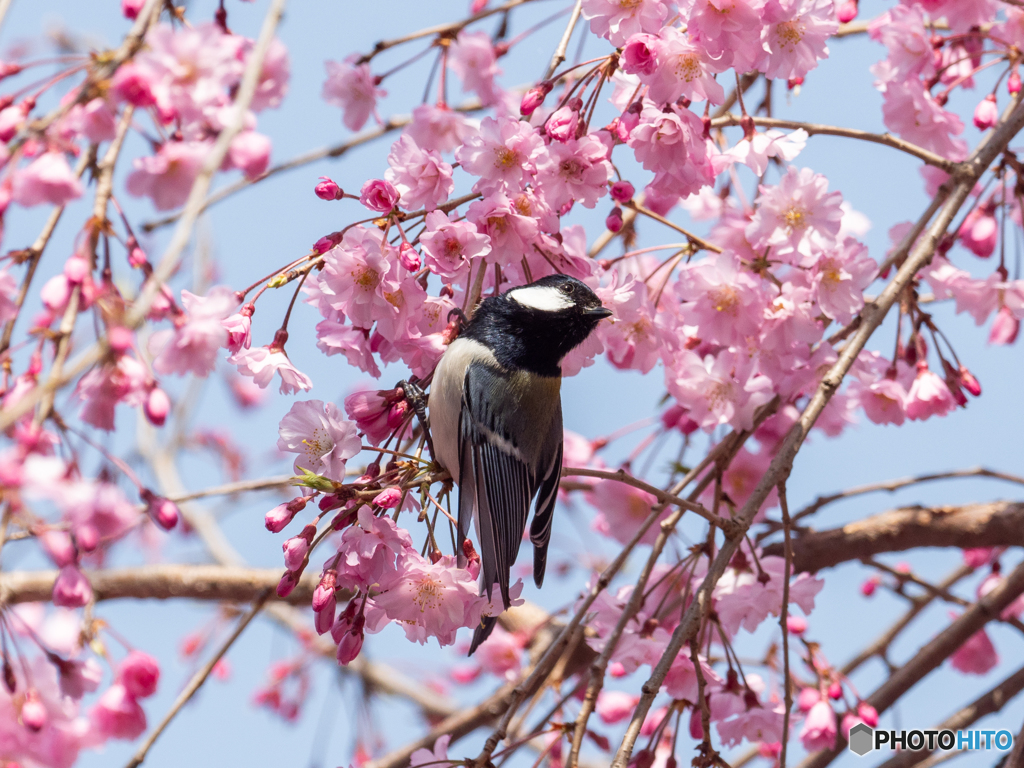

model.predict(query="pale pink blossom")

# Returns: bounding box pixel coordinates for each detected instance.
[230,342,313,394]
[811,239,877,323]
[535,132,613,210]
[466,192,540,264]
[449,31,501,103]
[597,275,662,373]
[713,554,824,636]
[227,130,271,180]
[473,625,524,680]
[75,354,150,431]
[222,305,253,355]
[315,321,382,378]
[989,305,1019,345]
[676,253,765,344]
[904,364,956,420]
[669,349,775,432]
[420,210,491,280]
[318,226,396,328]
[850,377,908,426]
[721,128,808,176]
[588,478,666,546]
[875,68,967,161]
[581,0,668,45]
[455,116,545,194]
[627,104,708,179]
[322,60,385,131]
[385,134,454,211]
[345,389,399,445]
[799,700,837,751]
[11,152,83,207]
[63,97,118,143]
[150,286,239,377]
[335,506,414,592]
[405,104,474,154]
[597,691,639,724]
[247,37,290,112]
[277,400,360,480]
[0,269,17,325]
[410,735,452,768]
[959,205,997,258]
[758,0,837,81]
[126,141,211,210]
[645,26,725,105]
[716,700,787,746]
[746,166,844,262]
[868,4,932,80]
[680,0,766,72]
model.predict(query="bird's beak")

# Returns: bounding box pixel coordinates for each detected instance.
[585,306,613,319]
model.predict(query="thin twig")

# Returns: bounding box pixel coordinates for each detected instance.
[543,0,583,80]
[778,481,793,768]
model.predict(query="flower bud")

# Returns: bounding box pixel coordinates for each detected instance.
[21,690,46,731]
[620,34,658,76]
[118,650,160,699]
[277,570,300,598]
[143,491,179,531]
[546,105,579,143]
[315,176,344,201]
[128,246,148,268]
[359,179,399,213]
[122,0,145,19]
[959,366,981,396]
[312,570,337,612]
[520,82,552,116]
[39,529,76,567]
[836,0,858,23]
[786,615,808,635]
[1010,70,1022,95]
[144,387,171,427]
[63,256,90,284]
[605,208,623,233]
[797,687,820,713]
[282,524,316,571]
[974,94,999,131]
[52,566,92,608]
[688,705,703,739]
[107,326,133,354]
[314,601,336,635]
[828,681,842,699]
[610,180,635,203]
[265,497,307,533]
[398,242,421,271]
[336,625,364,665]
[373,487,402,508]
[861,577,878,596]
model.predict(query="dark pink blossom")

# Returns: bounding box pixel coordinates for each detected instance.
[359,178,399,212]
[91,684,146,740]
[118,651,160,699]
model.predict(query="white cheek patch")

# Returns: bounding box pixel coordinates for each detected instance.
[509,285,574,312]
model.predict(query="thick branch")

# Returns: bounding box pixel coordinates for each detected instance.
[0,565,318,606]
[762,501,1024,572]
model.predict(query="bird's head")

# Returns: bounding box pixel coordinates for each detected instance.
[466,274,613,376]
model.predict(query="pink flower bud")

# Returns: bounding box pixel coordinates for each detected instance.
[609,661,627,678]
[861,577,878,596]
[144,493,179,531]
[52,566,92,608]
[610,180,635,203]
[828,681,842,699]
[1010,71,1022,95]
[312,570,337,612]
[282,525,315,571]
[797,687,820,713]
[107,326,133,353]
[786,615,808,635]
[836,0,857,23]
[121,0,145,19]
[606,208,623,233]
[39,529,75,567]
[277,570,299,598]
[974,94,999,130]
[857,702,878,727]
[546,105,579,143]
[20,690,46,731]
[336,626,363,665]
[989,305,1019,345]
[386,400,409,430]
[314,602,336,635]
[128,246,148,268]
[959,366,981,396]
[520,83,553,116]
[63,256,90,284]
[373,487,402,508]
[359,179,399,213]
[118,650,160,698]
[76,524,99,553]
[265,497,306,533]
[620,34,658,76]
[315,176,344,201]
[398,242,421,271]
[144,387,171,426]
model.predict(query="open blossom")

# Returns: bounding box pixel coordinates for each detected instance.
[247,37,291,112]
[455,116,544,194]
[588,478,666,546]
[713,555,823,636]
[876,68,967,161]
[359,179,399,212]
[799,700,837,751]
[669,349,775,432]
[676,253,765,344]
[315,321,381,378]
[628,104,707,177]
[717,700,787,746]
[230,341,313,394]
[758,0,838,81]
[405,104,474,154]
[448,31,500,103]
[466,192,540,263]
[680,0,766,72]
[227,130,272,180]
[410,735,452,768]
[334,506,414,592]
[597,275,662,373]
[150,286,239,377]
[722,128,808,176]
[747,166,844,262]
[11,152,83,207]
[904,364,956,420]
[384,135,453,211]
[420,210,491,280]
[322,60,384,131]
[644,26,725,105]
[126,141,211,210]
[75,354,150,431]
[277,400,360,480]
[534,132,613,209]
[318,226,396,327]
[811,239,877,324]
[581,0,668,45]
[850,377,908,426]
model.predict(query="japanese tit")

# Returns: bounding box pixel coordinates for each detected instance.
[428,274,612,653]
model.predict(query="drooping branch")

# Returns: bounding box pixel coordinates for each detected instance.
[761,501,1024,572]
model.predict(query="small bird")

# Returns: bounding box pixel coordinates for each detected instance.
[428,274,612,653]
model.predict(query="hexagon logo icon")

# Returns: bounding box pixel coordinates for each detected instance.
[848,723,874,757]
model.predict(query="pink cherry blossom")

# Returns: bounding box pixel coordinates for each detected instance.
[875,68,967,161]
[628,104,708,181]
[904,364,956,420]
[230,341,313,394]
[405,104,474,154]
[950,625,998,675]
[277,400,360,480]
[448,31,501,103]
[677,253,765,344]
[850,376,908,426]
[746,166,844,262]
[597,275,662,373]
[534,132,613,210]
[118,651,160,699]
[722,128,808,176]
[359,178,399,212]
[465,192,540,264]
[91,683,147,740]
[758,0,838,81]
[455,116,545,194]
[335,506,414,592]
[322,60,385,131]
[52,565,92,608]
[473,625,524,680]
[227,130,271,180]
[410,735,452,768]
[581,0,668,45]
[74,354,150,431]
[384,134,453,211]
[11,152,83,208]
[150,286,239,377]
[597,690,639,724]
[716,700,787,746]
[588,478,666,546]
[247,37,291,112]
[620,34,659,75]
[126,141,211,210]
[799,700,837,751]
[712,554,823,636]
[644,26,725,105]
[680,0,766,72]
[62,97,117,143]
[344,389,397,445]
[315,321,382,378]
[959,205,997,258]
[318,225,396,328]
[989,305,1019,345]
[811,239,877,324]
[420,210,491,280]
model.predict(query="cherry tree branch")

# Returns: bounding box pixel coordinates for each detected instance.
[543,0,583,80]
[709,114,958,171]
[761,501,1024,572]
[608,94,1024,768]
[0,565,320,606]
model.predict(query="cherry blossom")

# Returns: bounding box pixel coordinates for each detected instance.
[150,286,239,377]
[11,152,83,208]
[455,116,544,194]
[419,210,491,280]
[230,339,313,394]
[277,400,360,480]
[712,554,823,636]
[644,26,726,105]
[384,134,453,211]
[581,0,669,46]
[126,141,211,210]
[588,478,666,545]
[322,60,385,131]
[668,349,774,432]
[758,0,838,81]
[448,31,501,104]
[746,166,844,262]
[799,700,837,751]
[534,132,613,209]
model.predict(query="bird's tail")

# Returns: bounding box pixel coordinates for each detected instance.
[468,615,499,655]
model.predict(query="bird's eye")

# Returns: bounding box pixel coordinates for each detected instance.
[560,283,575,295]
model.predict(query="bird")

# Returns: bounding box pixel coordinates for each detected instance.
[428,273,613,653]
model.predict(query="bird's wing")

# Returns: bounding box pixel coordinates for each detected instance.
[529,421,562,589]
[457,362,539,609]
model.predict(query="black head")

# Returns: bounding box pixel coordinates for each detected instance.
[462,274,613,376]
